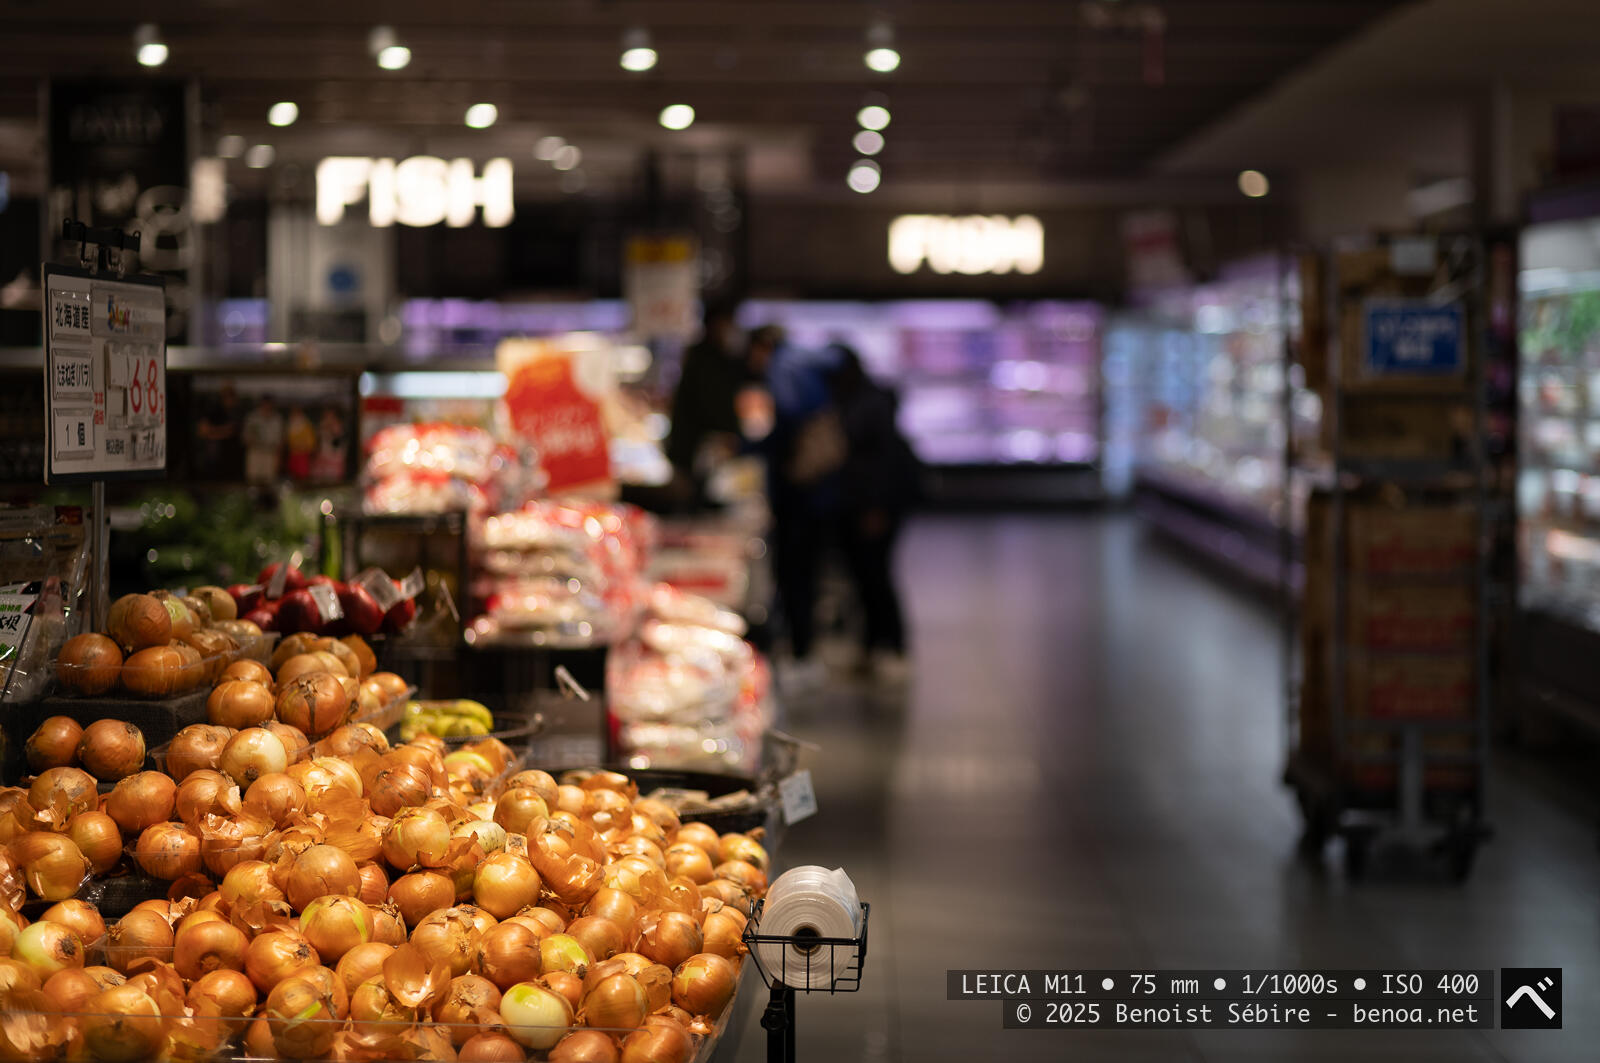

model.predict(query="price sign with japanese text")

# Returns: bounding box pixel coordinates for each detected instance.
[43,264,167,482]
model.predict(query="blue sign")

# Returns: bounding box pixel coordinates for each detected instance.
[1363,300,1464,377]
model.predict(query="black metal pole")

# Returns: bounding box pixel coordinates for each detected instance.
[762,981,793,1063]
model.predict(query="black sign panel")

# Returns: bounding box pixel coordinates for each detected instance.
[48,80,192,343]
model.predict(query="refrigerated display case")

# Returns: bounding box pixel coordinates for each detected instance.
[1518,200,1600,732]
[1110,255,1314,587]
[740,299,1104,503]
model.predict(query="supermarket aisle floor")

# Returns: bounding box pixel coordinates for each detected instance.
[730,512,1598,1063]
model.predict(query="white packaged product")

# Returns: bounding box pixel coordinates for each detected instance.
[754,866,863,990]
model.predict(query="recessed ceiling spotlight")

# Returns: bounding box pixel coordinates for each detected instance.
[267,102,299,127]
[857,105,891,131]
[853,130,885,156]
[535,136,566,160]
[659,103,695,130]
[847,159,881,193]
[465,103,499,129]
[864,20,899,73]
[134,24,168,67]
[1238,169,1270,198]
[369,26,411,70]
[553,145,582,171]
[621,27,657,72]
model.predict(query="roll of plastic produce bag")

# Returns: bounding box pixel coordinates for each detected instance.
[754,866,863,989]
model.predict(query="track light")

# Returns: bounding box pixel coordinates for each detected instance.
[659,104,695,130]
[864,20,899,73]
[134,24,168,67]
[369,26,411,70]
[621,27,657,72]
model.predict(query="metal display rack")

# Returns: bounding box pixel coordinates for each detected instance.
[1286,234,1499,881]
[742,899,871,1063]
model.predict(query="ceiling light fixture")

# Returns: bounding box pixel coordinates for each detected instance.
[857,104,891,131]
[847,159,881,193]
[553,145,582,171]
[620,27,657,72]
[134,24,168,67]
[465,103,499,129]
[1237,169,1270,198]
[244,144,275,169]
[853,130,885,156]
[369,26,411,70]
[534,136,566,160]
[267,102,299,127]
[864,20,899,73]
[659,103,695,130]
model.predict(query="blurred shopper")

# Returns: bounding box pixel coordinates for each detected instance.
[666,301,746,502]
[750,325,844,691]
[195,383,244,479]
[241,395,283,484]
[830,346,916,681]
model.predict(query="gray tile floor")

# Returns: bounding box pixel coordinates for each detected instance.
[729,513,1599,1063]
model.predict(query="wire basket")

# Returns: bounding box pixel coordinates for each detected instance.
[742,899,870,994]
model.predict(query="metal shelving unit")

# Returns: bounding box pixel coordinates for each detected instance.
[1287,234,1502,881]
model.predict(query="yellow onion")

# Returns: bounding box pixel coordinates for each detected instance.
[221,860,285,909]
[565,916,626,964]
[492,788,550,835]
[542,970,584,1012]
[367,760,430,818]
[135,822,203,881]
[106,909,173,973]
[584,889,639,935]
[264,722,311,764]
[41,965,95,1009]
[672,823,719,854]
[173,918,248,981]
[174,770,242,825]
[517,907,568,936]
[12,920,84,979]
[207,680,276,729]
[621,1016,694,1063]
[539,933,594,979]
[296,963,351,1019]
[187,968,258,1033]
[40,899,105,947]
[14,832,93,901]
[671,952,736,1018]
[334,942,393,996]
[718,833,768,871]
[166,725,233,782]
[299,896,372,963]
[700,905,746,962]
[265,974,339,1060]
[499,981,574,1050]
[219,728,289,788]
[433,973,502,1045]
[284,844,361,912]
[82,983,166,1063]
[662,844,714,886]
[287,757,364,804]
[199,810,271,876]
[28,767,98,827]
[585,790,634,836]
[472,853,542,920]
[388,871,455,929]
[242,773,306,828]
[700,879,753,916]
[633,911,701,971]
[0,902,21,955]
[220,658,273,686]
[244,929,320,993]
[354,863,388,907]
[581,972,649,1031]
[276,673,350,738]
[25,716,84,772]
[461,1030,529,1062]
[76,719,146,782]
[371,904,406,947]
[411,908,481,977]
[612,836,664,868]
[470,922,543,991]
[631,799,680,835]
[382,807,451,871]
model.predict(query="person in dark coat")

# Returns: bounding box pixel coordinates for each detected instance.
[666,302,746,496]
[830,345,916,678]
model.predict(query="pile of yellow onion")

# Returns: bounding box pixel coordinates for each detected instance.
[0,692,766,1062]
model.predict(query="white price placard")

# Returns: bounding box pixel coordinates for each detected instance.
[42,265,167,483]
[779,770,818,825]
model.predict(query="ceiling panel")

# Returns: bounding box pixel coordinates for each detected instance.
[0,0,1417,190]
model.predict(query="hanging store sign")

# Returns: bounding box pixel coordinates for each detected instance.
[624,235,699,342]
[42,264,167,483]
[887,214,1044,276]
[498,337,614,496]
[1361,300,1465,378]
[316,156,514,228]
